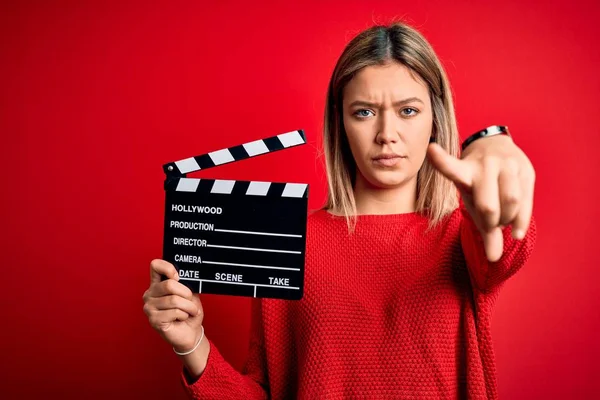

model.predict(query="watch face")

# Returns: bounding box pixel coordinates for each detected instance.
[462,125,509,151]
[484,125,509,136]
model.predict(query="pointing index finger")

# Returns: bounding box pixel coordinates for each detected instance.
[427,143,473,188]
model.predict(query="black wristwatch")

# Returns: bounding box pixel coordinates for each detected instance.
[461,125,511,151]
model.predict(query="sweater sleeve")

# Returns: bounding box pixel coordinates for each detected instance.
[179,299,269,399]
[460,205,537,293]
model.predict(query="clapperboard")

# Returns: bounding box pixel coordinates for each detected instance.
[162,129,308,300]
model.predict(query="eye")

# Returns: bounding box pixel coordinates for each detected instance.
[353,109,374,118]
[401,107,419,117]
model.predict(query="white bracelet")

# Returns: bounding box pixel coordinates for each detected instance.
[173,326,204,356]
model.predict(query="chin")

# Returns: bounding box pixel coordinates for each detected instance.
[365,171,410,189]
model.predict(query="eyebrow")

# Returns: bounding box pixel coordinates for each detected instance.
[348,97,425,108]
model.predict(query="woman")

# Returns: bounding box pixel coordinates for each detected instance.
[143,22,536,399]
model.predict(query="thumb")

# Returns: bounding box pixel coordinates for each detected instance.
[482,227,504,263]
[189,294,204,319]
[427,143,473,188]
[191,294,203,311]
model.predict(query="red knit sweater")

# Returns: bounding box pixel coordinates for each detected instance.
[180,206,536,399]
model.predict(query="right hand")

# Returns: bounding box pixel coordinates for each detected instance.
[143,259,204,353]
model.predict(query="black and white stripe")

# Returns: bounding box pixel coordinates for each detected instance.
[168,178,308,198]
[164,129,306,176]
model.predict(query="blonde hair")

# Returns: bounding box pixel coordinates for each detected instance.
[321,22,459,231]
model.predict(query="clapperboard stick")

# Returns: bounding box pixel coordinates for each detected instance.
[162,129,309,300]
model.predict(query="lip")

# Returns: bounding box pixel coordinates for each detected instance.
[372,153,405,160]
[372,153,405,167]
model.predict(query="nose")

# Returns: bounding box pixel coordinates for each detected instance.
[375,110,399,145]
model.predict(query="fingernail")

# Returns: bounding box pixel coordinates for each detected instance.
[513,229,524,240]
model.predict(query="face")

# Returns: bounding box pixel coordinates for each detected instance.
[342,62,433,190]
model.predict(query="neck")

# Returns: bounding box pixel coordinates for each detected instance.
[352,173,417,215]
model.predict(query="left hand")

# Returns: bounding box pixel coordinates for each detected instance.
[426,134,536,262]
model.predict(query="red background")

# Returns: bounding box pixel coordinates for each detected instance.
[2,0,599,398]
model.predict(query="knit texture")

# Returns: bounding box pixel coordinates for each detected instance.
[180,206,536,399]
